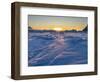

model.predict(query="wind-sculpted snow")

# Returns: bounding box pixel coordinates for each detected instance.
[28,31,87,66]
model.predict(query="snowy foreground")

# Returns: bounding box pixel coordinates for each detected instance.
[28,31,88,66]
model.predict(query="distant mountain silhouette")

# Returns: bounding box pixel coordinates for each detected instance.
[28,26,33,32]
[65,29,77,32]
[83,25,88,31]
[28,26,33,30]
[28,26,88,32]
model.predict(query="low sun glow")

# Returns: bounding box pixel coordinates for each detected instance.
[53,27,63,32]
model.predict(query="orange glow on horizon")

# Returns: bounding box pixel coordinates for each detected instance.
[52,27,63,31]
[31,25,85,31]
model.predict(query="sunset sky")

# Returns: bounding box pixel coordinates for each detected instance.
[28,15,87,31]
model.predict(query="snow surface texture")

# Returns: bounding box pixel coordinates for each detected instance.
[28,31,87,66]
